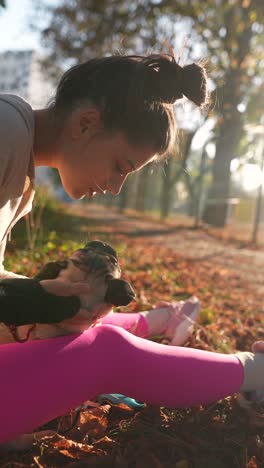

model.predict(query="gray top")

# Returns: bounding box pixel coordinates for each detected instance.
[0,94,35,279]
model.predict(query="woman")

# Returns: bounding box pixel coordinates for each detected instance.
[0,53,263,443]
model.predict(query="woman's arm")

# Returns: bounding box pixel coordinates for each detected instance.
[0,278,81,326]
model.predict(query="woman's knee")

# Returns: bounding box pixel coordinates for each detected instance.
[92,323,130,347]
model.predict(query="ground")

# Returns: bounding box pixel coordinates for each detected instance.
[75,204,264,294]
[1,203,264,467]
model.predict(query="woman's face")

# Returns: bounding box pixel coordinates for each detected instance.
[57,122,155,200]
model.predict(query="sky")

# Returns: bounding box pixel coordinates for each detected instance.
[0,0,55,51]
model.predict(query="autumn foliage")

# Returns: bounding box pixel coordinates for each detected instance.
[1,204,264,467]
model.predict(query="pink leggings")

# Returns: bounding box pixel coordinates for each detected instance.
[0,312,244,443]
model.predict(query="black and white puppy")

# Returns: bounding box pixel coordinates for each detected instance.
[0,241,135,343]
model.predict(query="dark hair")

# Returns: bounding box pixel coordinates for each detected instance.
[52,54,209,156]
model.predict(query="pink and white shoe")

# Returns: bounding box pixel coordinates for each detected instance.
[156,297,200,346]
[165,296,200,346]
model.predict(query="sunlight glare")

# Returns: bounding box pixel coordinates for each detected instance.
[241,164,264,191]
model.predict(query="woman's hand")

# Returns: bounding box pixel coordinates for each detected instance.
[40,279,91,297]
[0,278,83,326]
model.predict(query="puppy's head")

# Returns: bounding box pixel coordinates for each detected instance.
[58,240,135,324]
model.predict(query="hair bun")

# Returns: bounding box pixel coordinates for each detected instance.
[139,54,183,104]
[181,63,208,107]
[139,54,208,108]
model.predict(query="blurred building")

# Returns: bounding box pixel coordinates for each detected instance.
[0,49,56,188]
[0,49,54,107]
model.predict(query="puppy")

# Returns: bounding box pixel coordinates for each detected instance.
[0,241,135,343]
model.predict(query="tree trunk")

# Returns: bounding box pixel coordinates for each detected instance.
[118,179,130,213]
[183,171,196,217]
[202,112,242,227]
[104,192,115,208]
[160,180,173,219]
[202,9,253,228]
[194,147,208,228]
[202,155,231,227]
[159,132,196,220]
[160,158,173,219]
[134,165,150,212]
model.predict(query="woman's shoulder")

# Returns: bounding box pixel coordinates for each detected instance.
[0,94,34,137]
[0,94,35,193]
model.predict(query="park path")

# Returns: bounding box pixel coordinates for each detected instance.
[71,204,264,295]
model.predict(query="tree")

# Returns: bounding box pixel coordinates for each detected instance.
[154,1,263,227]
[134,164,152,213]
[117,175,137,213]
[34,0,164,78]
[160,130,195,219]
[183,146,212,226]
[199,1,264,226]
[37,0,263,226]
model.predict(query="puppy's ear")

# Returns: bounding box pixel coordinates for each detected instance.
[104,279,135,306]
[34,261,68,280]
